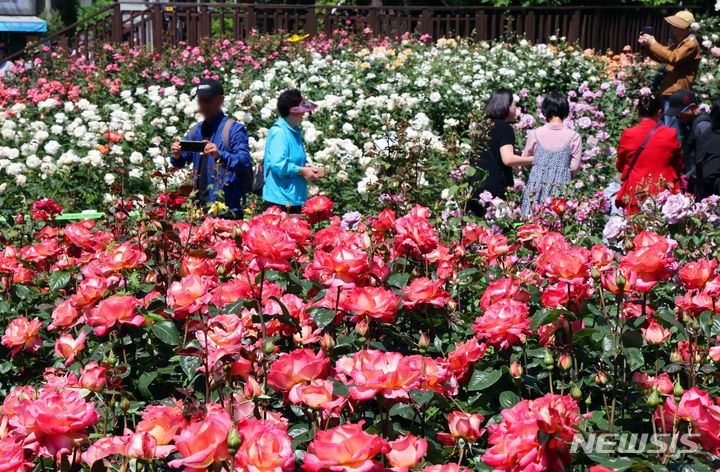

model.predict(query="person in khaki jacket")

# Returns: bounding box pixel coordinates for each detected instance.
[638,10,700,128]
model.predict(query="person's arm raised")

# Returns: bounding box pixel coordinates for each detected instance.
[499,144,533,167]
[648,38,699,65]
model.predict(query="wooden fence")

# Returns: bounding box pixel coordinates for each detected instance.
[7,2,703,63]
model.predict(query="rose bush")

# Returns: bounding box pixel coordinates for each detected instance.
[0,190,717,470]
[2,22,719,218]
[1,19,720,472]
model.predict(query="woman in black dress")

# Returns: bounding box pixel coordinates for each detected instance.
[468,89,534,216]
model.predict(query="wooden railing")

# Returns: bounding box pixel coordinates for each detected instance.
[8,2,705,62]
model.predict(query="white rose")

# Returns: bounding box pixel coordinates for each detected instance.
[44,140,60,155]
[429,92,441,103]
[25,155,41,168]
[87,149,103,166]
[104,173,116,185]
[129,151,143,165]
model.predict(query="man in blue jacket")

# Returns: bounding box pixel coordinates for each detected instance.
[170,79,251,217]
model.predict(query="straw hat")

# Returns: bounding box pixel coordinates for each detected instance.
[664,10,695,29]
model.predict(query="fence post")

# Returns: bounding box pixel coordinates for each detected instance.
[568,9,581,44]
[419,9,432,37]
[305,8,317,35]
[151,5,163,51]
[58,35,69,52]
[524,10,536,42]
[245,5,257,34]
[474,9,485,41]
[111,3,123,43]
[366,9,379,34]
[199,5,210,41]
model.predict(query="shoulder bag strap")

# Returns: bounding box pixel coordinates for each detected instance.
[222,118,235,149]
[188,122,201,180]
[622,122,662,182]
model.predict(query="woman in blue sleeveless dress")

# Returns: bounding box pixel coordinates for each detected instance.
[521,91,583,214]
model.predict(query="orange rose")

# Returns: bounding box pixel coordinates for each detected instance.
[86,295,144,336]
[54,330,86,366]
[679,258,717,290]
[386,434,427,471]
[135,401,187,445]
[267,349,329,392]
[169,405,232,470]
[1,316,43,356]
[340,286,399,323]
[437,411,485,445]
[233,418,294,472]
[302,422,388,472]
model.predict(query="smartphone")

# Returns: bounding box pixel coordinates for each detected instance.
[641,26,655,36]
[180,140,206,153]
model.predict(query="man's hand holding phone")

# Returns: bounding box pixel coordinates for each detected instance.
[171,141,182,160]
[202,140,220,158]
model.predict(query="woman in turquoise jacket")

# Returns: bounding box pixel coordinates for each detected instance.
[262,89,324,213]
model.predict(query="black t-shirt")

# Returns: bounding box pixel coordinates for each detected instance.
[473,119,516,199]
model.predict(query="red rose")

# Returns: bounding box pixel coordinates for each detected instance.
[302,196,335,224]
[679,258,717,290]
[472,299,531,349]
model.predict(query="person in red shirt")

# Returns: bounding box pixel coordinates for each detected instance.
[615,94,684,213]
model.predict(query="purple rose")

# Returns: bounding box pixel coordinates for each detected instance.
[603,215,626,241]
[661,193,693,224]
[340,211,363,230]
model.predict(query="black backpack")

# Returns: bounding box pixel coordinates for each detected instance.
[688,130,720,200]
[692,150,720,200]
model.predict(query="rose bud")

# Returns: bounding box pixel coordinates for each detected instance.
[243,376,264,399]
[510,361,523,379]
[595,371,608,385]
[320,332,335,352]
[558,354,572,371]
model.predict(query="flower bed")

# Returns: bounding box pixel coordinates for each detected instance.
[2,21,720,472]
[1,27,718,217]
[0,193,720,470]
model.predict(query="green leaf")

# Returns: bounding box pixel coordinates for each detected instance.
[499,390,519,409]
[681,464,714,472]
[387,272,410,288]
[151,321,180,345]
[530,309,561,330]
[138,371,158,398]
[48,271,71,291]
[331,379,350,397]
[457,268,479,279]
[179,356,202,379]
[308,307,335,330]
[288,423,309,438]
[468,368,502,391]
[13,284,31,300]
[624,347,645,371]
[409,389,434,407]
[657,308,684,332]
[621,329,644,349]
[389,402,416,420]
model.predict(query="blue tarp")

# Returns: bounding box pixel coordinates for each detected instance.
[0,16,47,33]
